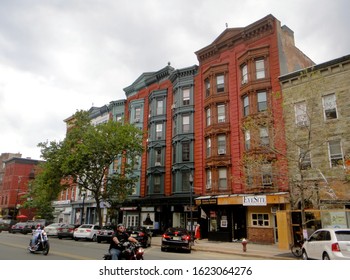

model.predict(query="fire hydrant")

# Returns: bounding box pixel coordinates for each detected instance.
[241,238,248,252]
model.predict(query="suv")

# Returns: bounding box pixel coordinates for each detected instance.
[96,225,114,243]
[302,228,350,260]
[161,227,192,253]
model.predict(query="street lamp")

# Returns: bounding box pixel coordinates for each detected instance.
[80,190,86,225]
[189,173,194,242]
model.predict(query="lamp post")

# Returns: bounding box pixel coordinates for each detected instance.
[189,173,194,242]
[80,190,86,225]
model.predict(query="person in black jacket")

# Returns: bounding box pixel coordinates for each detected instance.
[109,224,138,260]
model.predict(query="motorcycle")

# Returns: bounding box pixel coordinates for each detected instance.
[28,230,50,255]
[103,241,144,260]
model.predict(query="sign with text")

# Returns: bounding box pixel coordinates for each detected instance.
[243,195,267,206]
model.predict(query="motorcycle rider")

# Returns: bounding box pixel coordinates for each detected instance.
[109,224,138,260]
[31,224,44,249]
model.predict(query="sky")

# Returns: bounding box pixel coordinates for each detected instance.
[0,0,349,160]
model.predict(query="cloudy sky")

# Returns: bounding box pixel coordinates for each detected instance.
[0,0,349,160]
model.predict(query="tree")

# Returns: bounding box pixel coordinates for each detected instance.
[31,110,144,226]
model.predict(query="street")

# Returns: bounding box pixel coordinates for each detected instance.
[0,231,264,260]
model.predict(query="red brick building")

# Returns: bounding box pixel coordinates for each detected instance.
[193,14,314,243]
[0,157,40,220]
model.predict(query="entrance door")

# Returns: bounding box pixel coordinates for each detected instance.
[232,206,246,240]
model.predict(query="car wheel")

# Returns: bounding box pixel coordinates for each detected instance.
[92,234,97,242]
[323,253,330,260]
[161,247,166,252]
[74,237,79,241]
[97,238,101,243]
[302,250,308,260]
[58,236,62,239]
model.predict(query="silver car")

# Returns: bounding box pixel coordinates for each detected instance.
[44,223,66,237]
[302,228,350,260]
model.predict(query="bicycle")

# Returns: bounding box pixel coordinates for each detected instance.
[290,239,303,257]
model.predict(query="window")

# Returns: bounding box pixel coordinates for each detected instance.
[155,148,162,166]
[216,74,225,93]
[323,93,337,120]
[257,91,267,112]
[217,134,226,155]
[245,130,251,151]
[206,138,211,158]
[261,164,272,186]
[328,140,343,167]
[218,168,227,190]
[241,64,248,84]
[206,108,211,126]
[182,115,190,133]
[135,107,141,122]
[183,88,190,105]
[259,127,269,146]
[172,145,176,163]
[156,100,164,115]
[255,59,265,79]
[205,79,210,97]
[252,213,269,227]
[182,142,190,162]
[295,101,309,126]
[206,170,212,189]
[217,104,225,123]
[299,148,311,170]
[156,123,162,140]
[243,95,249,116]
[154,175,161,193]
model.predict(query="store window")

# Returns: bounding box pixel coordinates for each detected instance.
[251,213,269,227]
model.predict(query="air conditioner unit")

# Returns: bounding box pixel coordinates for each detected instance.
[171,104,176,109]
[134,118,140,123]
[155,162,161,166]
[206,184,212,189]
[218,149,226,155]
[218,118,225,123]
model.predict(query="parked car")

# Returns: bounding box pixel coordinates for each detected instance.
[44,223,66,237]
[73,224,101,241]
[96,225,114,243]
[161,227,192,253]
[127,226,152,247]
[9,222,33,234]
[0,219,17,232]
[302,228,350,260]
[57,224,80,239]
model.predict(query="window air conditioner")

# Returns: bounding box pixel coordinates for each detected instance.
[155,162,161,166]
[218,149,226,155]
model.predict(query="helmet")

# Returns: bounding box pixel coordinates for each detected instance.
[37,224,41,228]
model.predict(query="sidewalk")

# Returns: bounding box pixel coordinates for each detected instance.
[151,236,296,260]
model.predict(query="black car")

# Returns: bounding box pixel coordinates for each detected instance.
[96,225,114,243]
[127,226,152,247]
[9,222,33,234]
[57,224,80,239]
[161,227,191,253]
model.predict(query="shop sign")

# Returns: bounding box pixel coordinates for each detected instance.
[243,195,267,206]
[200,198,217,205]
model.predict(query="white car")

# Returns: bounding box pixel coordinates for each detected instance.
[44,223,66,237]
[73,224,101,241]
[302,228,350,260]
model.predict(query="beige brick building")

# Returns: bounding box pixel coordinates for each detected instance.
[280,55,350,210]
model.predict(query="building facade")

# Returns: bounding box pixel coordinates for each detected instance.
[193,14,314,243]
[280,55,350,210]
[0,157,39,219]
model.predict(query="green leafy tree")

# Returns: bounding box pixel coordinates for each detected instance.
[29,110,144,226]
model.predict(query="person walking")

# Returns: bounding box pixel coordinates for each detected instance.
[109,224,138,260]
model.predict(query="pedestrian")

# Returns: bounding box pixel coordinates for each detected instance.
[194,224,201,242]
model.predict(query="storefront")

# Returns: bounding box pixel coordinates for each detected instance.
[195,192,290,243]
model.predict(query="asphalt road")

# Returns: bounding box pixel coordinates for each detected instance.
[0,231,264,260]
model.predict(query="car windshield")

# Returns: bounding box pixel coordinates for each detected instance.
[335,231,350,241]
